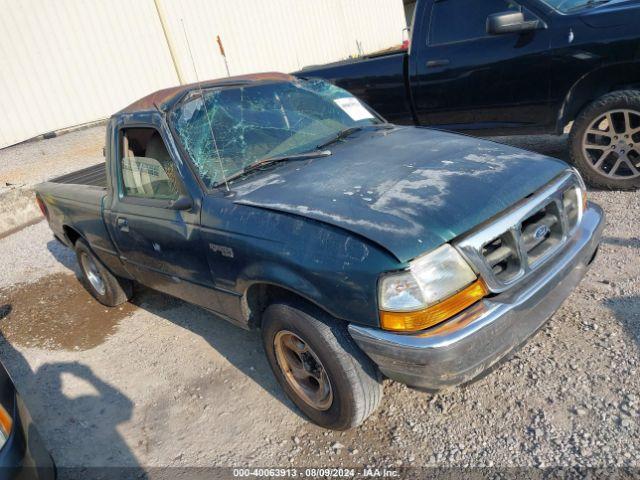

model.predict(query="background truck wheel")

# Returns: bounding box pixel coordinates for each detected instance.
[75,239,133,307]
[262,301,382,430]
[570,90,640,190]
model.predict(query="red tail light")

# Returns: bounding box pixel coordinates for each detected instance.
[36,195,48,219]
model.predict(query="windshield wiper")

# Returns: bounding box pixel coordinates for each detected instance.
[316,123,395,150]
[317,127,363,149]
[225,150,332,183]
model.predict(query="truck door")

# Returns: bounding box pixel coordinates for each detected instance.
[410,0,553,135]
[106,124,222,313]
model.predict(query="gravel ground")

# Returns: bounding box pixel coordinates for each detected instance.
[0,125,105,240]
[0,131,638,475]
[0,125,105,188]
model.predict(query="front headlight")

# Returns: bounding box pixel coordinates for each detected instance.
[378,244,487,332]
[564,169,588,231]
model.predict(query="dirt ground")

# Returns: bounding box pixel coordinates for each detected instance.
[0,130,638,476]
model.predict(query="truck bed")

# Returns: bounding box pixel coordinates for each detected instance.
[36,161,112,254]
[50,162,106,187]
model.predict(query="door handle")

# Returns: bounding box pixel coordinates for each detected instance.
[116,217,129,233]
[426,59,450,68]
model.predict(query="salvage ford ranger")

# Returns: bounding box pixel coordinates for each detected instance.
[35,73,604,430]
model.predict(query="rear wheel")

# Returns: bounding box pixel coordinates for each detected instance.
[75,239,133,307]
[262,301,382,430]
[570,90,640,190]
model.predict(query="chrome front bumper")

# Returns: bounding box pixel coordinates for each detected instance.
[348,203,605,391]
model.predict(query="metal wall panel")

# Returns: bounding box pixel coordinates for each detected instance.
[0,0,179,148]
[157,0,407,82]
[0,0,407,149]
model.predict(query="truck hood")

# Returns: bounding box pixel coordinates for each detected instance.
[232,127,567,263]
[578,0,640,27]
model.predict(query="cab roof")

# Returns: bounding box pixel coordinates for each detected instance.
[116,72,295,116]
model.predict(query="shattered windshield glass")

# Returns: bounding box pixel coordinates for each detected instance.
[170,79,381,188]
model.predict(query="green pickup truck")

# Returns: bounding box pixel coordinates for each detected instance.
[36,73,604,429]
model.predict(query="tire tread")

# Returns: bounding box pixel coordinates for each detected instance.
[75,239,133,307]
[262,301,382,430]
[570,90,640,190]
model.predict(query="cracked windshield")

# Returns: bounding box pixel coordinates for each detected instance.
[171,79,381,187]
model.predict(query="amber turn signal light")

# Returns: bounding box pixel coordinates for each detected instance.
[380,279,488,332]
[0,404,13,438]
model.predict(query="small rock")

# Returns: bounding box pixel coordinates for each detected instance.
[331,442,345,451]
[573,407,588,416]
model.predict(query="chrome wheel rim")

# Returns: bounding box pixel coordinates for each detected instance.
[273,330,333,411]
[582,109,640,179]
[80,252,106,296]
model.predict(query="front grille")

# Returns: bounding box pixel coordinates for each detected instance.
[455,171,584,293]
[520,201,563,266]
[482,231,520,282]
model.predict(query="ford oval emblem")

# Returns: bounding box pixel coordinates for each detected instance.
[534,225,550,240]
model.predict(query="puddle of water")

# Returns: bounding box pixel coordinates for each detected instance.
[0,273,137,351]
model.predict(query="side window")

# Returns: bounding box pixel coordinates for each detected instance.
[429,0,521,46]
[120,128,180,201]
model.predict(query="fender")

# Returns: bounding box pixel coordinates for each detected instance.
[557,61,640,133]
[237,261,340,327]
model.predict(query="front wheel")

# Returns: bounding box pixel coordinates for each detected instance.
[262,301,382,430]
[570,90,640,190]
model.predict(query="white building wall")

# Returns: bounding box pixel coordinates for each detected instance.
[159,0,407,81]
[0,0,180,149]
[0,0,407,149]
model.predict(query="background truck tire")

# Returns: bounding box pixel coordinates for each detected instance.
[570,90,640,190]
[75,239,133,307]
[262,301,382,430]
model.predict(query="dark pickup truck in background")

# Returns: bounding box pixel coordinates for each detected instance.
[35,73,604,430]
[298,0,640,190]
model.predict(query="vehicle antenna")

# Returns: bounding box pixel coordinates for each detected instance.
[181,19,229,191]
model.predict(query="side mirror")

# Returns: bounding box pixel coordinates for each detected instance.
[487,11,543,35]
[167,195,193,211]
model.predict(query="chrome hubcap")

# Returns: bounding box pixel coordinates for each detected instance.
[80,252,106,296]
[582,109,640,179]
[273,330,333,411]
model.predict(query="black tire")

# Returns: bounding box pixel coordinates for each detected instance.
[74,239,133,307]
[570,90,640,190]
[262,301,382,430]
